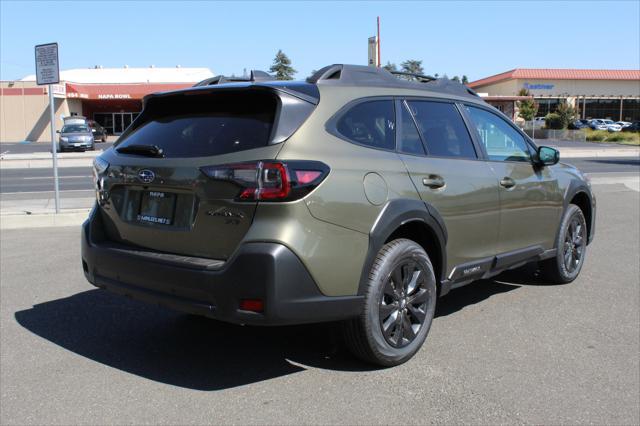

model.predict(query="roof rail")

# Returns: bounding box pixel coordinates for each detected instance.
[307,64,479,98]
[193,70,275,87]
[389,71,436,82]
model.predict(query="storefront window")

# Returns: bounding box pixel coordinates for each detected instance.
[583,99,621,120]
[535,98,561,117]
[622,99,640,121]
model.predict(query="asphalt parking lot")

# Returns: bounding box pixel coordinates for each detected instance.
[1,182,639,425]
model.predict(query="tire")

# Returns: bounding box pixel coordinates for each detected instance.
[342,239,437,367]
[540,204,588,284]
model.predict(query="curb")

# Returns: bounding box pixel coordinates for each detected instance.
[558,149,640,159]
[0,209,90,229]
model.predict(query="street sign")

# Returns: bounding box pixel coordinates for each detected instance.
[34,43,59,86]
[35,42,61,213]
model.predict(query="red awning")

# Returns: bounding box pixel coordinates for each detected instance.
[65,83,193,100]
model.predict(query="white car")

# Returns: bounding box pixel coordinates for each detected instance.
[589,119,621,132]
[615,121,632,128]
[589,119,608,131]
[602,119,622,132]
[534,117,546,128]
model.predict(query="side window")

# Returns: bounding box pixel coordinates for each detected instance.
[465,106,532,162]
[407,101,477,159]
[398,101,425,155]
[336,100,395,150]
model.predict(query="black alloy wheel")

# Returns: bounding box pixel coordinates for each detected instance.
[379,260,430,348]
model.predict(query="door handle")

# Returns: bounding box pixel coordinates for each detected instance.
[500,177,516,189]
[422,175,445,189]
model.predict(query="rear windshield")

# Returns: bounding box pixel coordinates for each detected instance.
[116,91,277,158]
[62,125,89,133]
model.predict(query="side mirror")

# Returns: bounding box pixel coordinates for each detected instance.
[537,146,560,166]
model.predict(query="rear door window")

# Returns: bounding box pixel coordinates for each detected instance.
[336,100,395,150]
[406,100,477,159]
[116,91,277,158]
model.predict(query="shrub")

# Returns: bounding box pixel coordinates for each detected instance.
[586,130,608,141]
[545,113,564,129]
[606,133,629,142]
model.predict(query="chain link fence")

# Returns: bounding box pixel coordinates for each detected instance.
[521,125,587,142]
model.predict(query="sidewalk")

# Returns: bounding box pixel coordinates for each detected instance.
[553,146,640,158]
[1,144,638,169]
[0,151,101,169]
[0,192,93,229]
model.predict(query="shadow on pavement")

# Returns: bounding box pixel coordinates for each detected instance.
[15,289,369,391]
[15,272,541,390]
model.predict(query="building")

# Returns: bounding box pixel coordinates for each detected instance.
[0,66,214,142]
[469,68,640,122]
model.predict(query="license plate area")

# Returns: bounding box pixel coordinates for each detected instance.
[137,191,176,225]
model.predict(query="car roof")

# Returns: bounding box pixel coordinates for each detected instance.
[306,64,480,100]
[167,64,484,106]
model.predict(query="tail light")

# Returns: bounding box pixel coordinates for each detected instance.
[200,160,329,202]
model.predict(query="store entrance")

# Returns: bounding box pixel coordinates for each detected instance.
[94,112,140,135]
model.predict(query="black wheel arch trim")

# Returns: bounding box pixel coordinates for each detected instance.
[357,198,448,296]
[560,179,596,246]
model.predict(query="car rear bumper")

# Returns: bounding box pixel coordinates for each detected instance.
[81,207,363,325]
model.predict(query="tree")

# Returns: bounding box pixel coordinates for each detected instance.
[451,76,461,82]
[462,75,469,84]
[383,61,397,72]
[517,88,538,122]
[554,102,577,129]
[269,50,296,80]
[400,59,424,76]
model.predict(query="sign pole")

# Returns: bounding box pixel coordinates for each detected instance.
[48,84,60,213]
[35,42,61,213]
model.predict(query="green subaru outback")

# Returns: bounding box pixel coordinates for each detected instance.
[82,64,595,366]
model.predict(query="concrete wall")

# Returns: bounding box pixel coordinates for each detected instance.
[474,78,640,98]
[1,81,70,142]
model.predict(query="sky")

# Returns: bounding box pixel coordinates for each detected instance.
[1,0,639,82]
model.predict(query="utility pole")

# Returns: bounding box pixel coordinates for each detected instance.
[377,16,381,67]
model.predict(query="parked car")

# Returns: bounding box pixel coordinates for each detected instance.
[568,120,588,129]
[621,121,640,132]
[58,123,95,152]
[82,64,595,366]
[615,121,632,128]
[87,120,108,142]
[589,119,609,131]
[602,119,622,132]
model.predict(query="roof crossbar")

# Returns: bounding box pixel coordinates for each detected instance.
[193,70,274,87]
[389,71,436,82]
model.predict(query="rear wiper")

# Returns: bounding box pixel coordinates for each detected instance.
[116,144,164,157]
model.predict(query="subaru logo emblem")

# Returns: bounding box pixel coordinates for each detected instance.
[138,169,155,184]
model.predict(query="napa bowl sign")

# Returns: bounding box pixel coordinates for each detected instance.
[524,82,555,90]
